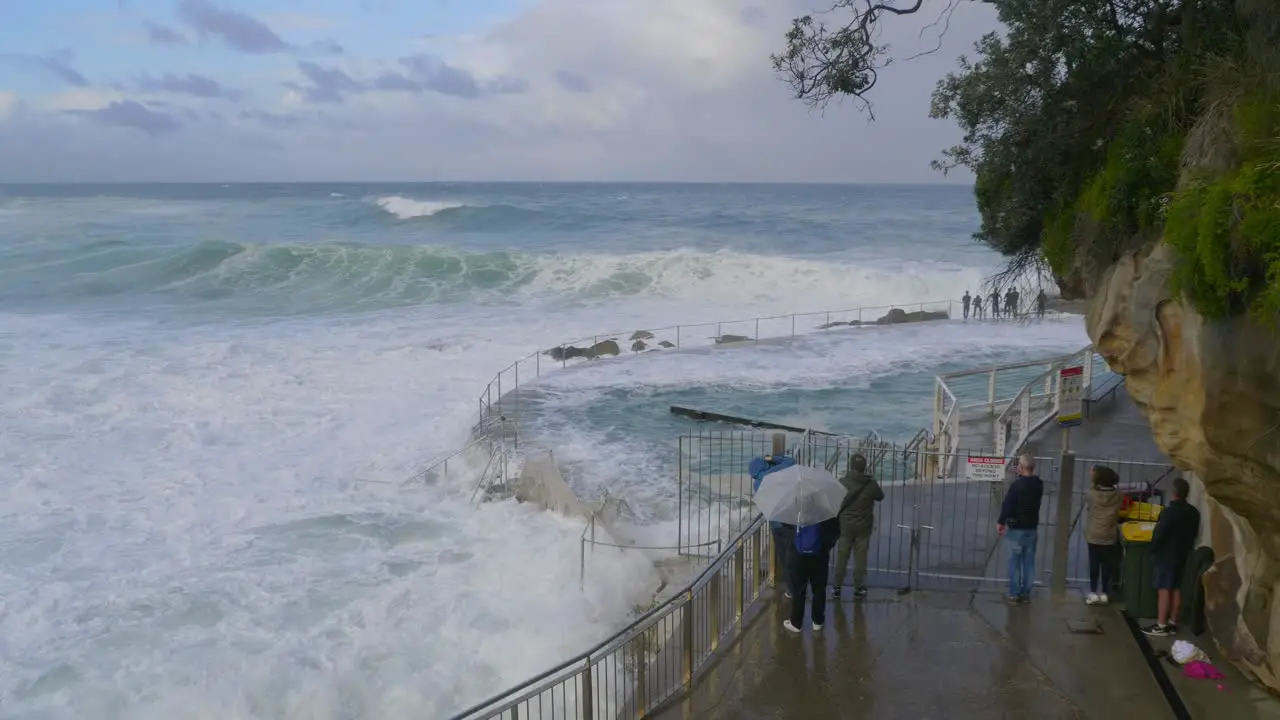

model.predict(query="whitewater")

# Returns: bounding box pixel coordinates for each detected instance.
[0,183,1088,719]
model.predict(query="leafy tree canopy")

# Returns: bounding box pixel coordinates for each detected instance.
[774,0,1279,302]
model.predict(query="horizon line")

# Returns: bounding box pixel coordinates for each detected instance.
[0,179,977,187]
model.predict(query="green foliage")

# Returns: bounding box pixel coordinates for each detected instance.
[774,0,1280,310]
[1164,93,1280,319]
[1040,206,1075,276]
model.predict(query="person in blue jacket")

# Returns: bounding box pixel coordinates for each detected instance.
[750,452,797,598]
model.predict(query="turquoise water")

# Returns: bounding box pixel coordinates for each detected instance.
[0,182,1087,718]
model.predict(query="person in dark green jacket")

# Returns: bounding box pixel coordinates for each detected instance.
[832,453,885,600]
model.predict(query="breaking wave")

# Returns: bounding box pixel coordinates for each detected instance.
[1,240,985,314]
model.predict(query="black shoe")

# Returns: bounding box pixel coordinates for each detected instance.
[830,587,841,600]
[1005,594,1021,605]
[1018,594,1031,603]
[1167,623,1179,635]
[853,587,868,599]
[1142,624,1171,637]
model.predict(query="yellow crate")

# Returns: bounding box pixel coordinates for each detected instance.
[1122,521,1157,543]
[1120,501,1164,522]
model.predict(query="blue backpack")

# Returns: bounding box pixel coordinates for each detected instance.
[794,524,823,555]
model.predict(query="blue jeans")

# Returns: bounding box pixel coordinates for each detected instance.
[1006,528,1038,597]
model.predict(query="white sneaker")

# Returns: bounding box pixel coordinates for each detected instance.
[1098,593,1109,605]
[782,619,801,633]
[1085,593,1100,605]
[812,622,823,631]
[784,591,793,599]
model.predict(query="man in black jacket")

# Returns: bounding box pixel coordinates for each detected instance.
[997,454,1045,603]
[784,515,841,633]
[1143,477,1201,636]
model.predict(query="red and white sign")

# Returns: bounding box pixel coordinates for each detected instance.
[966,455,1007,483]
[1058,365,1084,427]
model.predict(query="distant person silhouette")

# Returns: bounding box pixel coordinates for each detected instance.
[973,295,984,319]
[989,290,1001,318]
[1036,290,1047,318]
[961,291,971,320]
[1004,288,1018,318]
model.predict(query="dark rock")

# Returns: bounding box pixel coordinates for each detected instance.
[817,320,868,329]
[658,340,675,348]
[631,340,647,352]
[874,308,949,325]
[714,334,752,344]
[630,330,654,340]
[544,339,623,361]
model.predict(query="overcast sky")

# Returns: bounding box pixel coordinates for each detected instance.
[0,0,1000,183]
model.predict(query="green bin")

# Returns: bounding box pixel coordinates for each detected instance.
[1121,530,1159,619]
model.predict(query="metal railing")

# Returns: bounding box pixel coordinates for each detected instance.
[475,300,961,429]
[930,345,1109,470]
[446,425,1172,719]
[449,516,775,720]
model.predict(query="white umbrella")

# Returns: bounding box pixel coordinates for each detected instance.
[752,464,847,526]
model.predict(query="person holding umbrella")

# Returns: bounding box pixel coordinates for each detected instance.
[750,452,799,596]
[752,463,845,633]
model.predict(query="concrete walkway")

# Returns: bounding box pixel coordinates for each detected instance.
[651,588,1167,720]
[650,382,1280,719]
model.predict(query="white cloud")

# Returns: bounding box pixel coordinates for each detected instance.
[0,91,18,120]
[0,0,1002,182]
[33,88,124,112]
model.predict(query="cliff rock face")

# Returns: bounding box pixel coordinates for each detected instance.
[1083,110,1280,688]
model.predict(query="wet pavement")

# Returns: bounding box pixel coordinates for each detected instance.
[650,391,1187,720]
[650,588,1167,720]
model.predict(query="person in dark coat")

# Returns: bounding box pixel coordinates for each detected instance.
[832,453,885,600]
[1143,477,1201,637]
[997,454,1045,603]
[784,515,841,633]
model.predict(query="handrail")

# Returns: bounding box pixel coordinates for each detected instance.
[992,345,1094,456]
[931,344,1099,462]
[449,515,772,720]
[473,299,959,429]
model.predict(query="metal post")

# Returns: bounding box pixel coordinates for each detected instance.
[677,436,684,554]
[825,311,830,329]
[536,351,540,377]
[496,374,501,418]
[932,380,943,435]
[579,537,586,591]
[790,314,795,336]
[581,660,594,720]
[514,362,519,422]
[858,307,863,323]
[681,594,695,685]
[676,325,681,350]
[634,635,648,718]
[709,572,721,651]
[754,318,759,342]
[1051,451,1076,598]
[988,370,997,416]
[734,545,745,623]
[762,527,773,584]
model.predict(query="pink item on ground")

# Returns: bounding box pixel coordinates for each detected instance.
[1182,661,1226,680]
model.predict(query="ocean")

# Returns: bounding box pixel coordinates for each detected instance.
[0,183,1088,718]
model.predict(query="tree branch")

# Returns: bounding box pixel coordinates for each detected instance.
[770,0,940,117]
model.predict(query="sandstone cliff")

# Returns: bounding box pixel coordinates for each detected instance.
[1078,100,1280,689]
